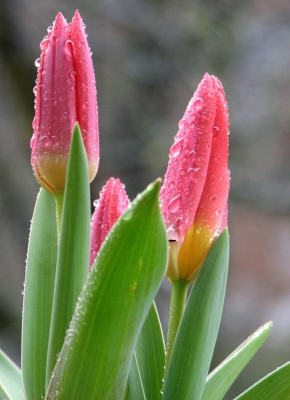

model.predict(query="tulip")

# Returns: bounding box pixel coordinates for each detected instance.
[160,73,229,282]
[90,178,130,268]
[30,11,99,194]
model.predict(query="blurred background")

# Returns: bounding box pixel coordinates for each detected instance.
[0,0,290,398]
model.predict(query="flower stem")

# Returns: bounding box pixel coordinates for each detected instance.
[164,279,190,379]
[55,192,64,235]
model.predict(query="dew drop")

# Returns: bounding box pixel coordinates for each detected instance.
[179,168,186,176]
[81,102,88,111]
[166,226,178,241]
[212,126,219,136]
[30,136,35,149]
[34,58,41,68]
[189,150,196,160]
[40,37,49,51]
[70,71,77,80]
[41,136,49,147]
[64,40,73,57]
[51,136,57,147]
[187,167,199,180]
[178,119,185,129]
[193,97,203,111]
[170,138,183,157]
[184,187,189,196]
[183,146,190,155]
[168,195,181,213]
[32,118,37,130]
[175,217,183,229]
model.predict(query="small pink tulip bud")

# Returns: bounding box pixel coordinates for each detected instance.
[90,178,130,268]
[31,11,99,194]
[160,73,230,282]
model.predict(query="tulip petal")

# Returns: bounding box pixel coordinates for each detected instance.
[31,11,99,193]
[195,77,230,235]
[69,10,99,181]
[160,73,217,243]
[90,177,130,267]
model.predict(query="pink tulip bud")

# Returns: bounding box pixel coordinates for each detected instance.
[31,11,99,194]
[160,73,230,282]
[90,178,130,268]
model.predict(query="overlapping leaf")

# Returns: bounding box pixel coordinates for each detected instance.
[46,180,168,399]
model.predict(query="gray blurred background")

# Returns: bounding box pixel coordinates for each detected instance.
[1,0,290,398]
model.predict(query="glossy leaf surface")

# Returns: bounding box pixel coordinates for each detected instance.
[46,125,91,384]
[46,180,167,399]
[234,362,290,400]
[163,230,229,400]
[22,188,57,400]
[202,322,272,400]
[0,349,25,400]
[135,302,165,400]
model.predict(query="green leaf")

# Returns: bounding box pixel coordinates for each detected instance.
[134,302,165,400]
[126,354,147,400]
[22,189,58,400]
[46,125,91,385]
[45,180,167,400]
[202,321,272,400]
[162,229,229,400]
[234,362,290,400]
[0,349,25,400]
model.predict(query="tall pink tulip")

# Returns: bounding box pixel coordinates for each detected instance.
[90,178,130,268]
[160,73,229,282]
[30,11,99,194]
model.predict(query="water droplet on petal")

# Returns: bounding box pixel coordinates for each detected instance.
[167,225,178,241]
[170,139,183,157]
[193,97,203,111]
[168,195,181,213]
[212,126,219,136]
[41,136,49,147]
[189,150,196,161]
[64,40,73,58]
[34,58,41,68]
[51,136,57,147]
[40,37,50,51]
[70,71,77,80]
[175,217,183,229]
[178,119,185,129]
[30,136,35,149]
[183,146,190,155]
[187,167,199,180]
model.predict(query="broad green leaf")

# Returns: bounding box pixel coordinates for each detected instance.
[22,189,57,400]
[134,302,165,400]
[126,354,146,400]
[234,361,290,400]
[202,321,272,400]
[0,349,25,400]
[46,180,167,400]
[46,125,91,385]
[163,230,229,400]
